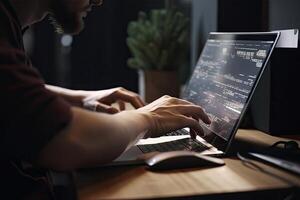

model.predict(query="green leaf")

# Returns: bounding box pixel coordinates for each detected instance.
[126,8,189,71]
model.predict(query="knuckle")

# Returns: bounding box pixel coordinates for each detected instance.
[184,116,194,123]
[155,106,169,112]
[178,114,189,122]
[132,93,140,98]
[196,106,205,113]
[116,87,125,92]
[182,99,193,105]
[169,97,178,104]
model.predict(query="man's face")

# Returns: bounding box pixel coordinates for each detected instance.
[49,0,103,34]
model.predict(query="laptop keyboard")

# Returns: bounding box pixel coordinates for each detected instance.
[166,129,189,136]
[138,138,209,153]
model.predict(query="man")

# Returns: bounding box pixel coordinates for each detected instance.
[0,0,211,198]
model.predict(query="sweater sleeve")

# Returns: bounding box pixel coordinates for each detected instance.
[0,46,73,161]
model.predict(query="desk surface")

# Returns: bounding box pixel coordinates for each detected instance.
[75,129,300,200]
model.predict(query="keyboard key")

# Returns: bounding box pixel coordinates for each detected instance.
[166,129,189,136]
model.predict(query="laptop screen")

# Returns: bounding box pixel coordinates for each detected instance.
[182,32,279,152]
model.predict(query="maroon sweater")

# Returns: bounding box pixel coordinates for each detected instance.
[0,0,72,198]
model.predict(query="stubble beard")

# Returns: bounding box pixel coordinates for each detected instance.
[48,0,84,35]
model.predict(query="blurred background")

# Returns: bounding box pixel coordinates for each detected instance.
[24,0,300,135]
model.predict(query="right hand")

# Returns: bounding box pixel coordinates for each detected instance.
[136,95,211,138]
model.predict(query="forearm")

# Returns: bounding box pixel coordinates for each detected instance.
[37,107,150,171]
[36,95,211,171]
[45,84,87,107]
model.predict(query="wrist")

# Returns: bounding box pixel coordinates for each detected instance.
[56,89,86,107]
[116,110,152,140]
[45,85,87,107]
[66,92,85,107]
[130,110,155,139]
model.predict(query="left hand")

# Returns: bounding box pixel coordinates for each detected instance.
[82,87,145,114]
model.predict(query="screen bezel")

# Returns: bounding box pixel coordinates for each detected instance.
[188,32,280,153]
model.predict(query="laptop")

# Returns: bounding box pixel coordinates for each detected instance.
[113,32,280,165]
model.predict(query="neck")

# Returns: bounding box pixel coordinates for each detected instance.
[9,0,50,28]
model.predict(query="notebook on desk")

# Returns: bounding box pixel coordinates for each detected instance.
[113,32,280,165]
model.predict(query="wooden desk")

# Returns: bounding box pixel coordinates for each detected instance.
[75,129,300,200]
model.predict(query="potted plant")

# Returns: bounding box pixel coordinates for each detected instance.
[126,8,189,103]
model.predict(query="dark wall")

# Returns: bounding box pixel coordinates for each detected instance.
[70,0,141,91]
[191,0,217,68]
[269,0,300,30]
[30,0,164,92]
[250,0,300,135]
[30,20,57,84]
[218,0,268,32]
[261,0,300,134]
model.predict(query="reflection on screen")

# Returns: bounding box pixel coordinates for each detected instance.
[183,39,274,140]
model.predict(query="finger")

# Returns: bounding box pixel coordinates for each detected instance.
[168,97,194,105]
[101,89,145,108]
[180,115,205,136]
[169,105,211,124]
[134,94,146,107]
[113,91,145,109]
[190,129,197,139]
[190,116,204,139]
[83,101,97,111]
[105,107,120,114]
[158,97,211,124]
[125,89,146,106]
[118,100,126,111]
[189,121,205,137]
[95,103,119,114]
[124,91,146,107]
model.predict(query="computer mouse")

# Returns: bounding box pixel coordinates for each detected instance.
[145,151,225,171]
